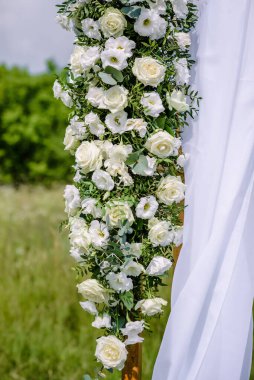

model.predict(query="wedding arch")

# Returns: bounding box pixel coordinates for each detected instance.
[54,0,199,378]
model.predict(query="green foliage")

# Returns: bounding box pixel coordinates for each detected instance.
[0,64,72,185]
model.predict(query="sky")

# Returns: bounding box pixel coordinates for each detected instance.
[0,0,74,73]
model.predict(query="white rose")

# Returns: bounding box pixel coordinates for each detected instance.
[175,31,191,49]
[136,195,158,219]
[121,321,144,345]
[146,256,173,276]
[95,335,128,370]
[156,175,186,205]
[135,298,167,316]
[141,92,165,117]
[134,8,167,40]
[105,111,129,134]
[56,14,70,31]
[148,220,174,246]
[86,87,105,108]
[85,112,105,137]
[105,36,136,57]
[89,220,109,247]
[99,8,127,37]
[106,272,133,293]
[92,169,115,191]
[132,57,166,87]
[69,217,91,250]
[145,130,181,158]
[63,126,80,153]
[70,45,100,75]
[122,260,144,277]
[75,141,103,174]
[108,144,132,162]
[105,201,134,228]
[101,48,128,71]
[64,185,81,216]
[174,58,190,85]
[125,118,147,138]
[103,86,128,113]
[166,89,189,113]
[92,314,112,329]
[170,0,188,19]
[81,198,102,218]
[79,300,98,315]
[77,279,109,303]
[82,18,101,40]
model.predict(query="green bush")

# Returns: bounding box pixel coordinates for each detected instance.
[0,63,72,185]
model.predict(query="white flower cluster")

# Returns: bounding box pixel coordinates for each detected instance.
[55,0,198,373]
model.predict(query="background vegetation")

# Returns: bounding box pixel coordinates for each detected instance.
[0,63,72,185]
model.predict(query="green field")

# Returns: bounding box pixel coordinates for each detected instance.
[0,187,172,380]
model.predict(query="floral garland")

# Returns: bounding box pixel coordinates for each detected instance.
[54,0,199,376]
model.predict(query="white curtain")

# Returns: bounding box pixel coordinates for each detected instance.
[152,0,254,379]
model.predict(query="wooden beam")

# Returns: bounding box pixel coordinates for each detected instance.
[122,343,142,380]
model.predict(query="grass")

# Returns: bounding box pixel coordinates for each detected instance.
[0,186,171,380]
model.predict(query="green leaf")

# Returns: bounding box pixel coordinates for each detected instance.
[164,124,175,136]
[156,116,166,129]
[117,315,126,329]
[125,149,143,166]
[120,291,134,311]
[98,72,117,85]
[121,6,142,19]
[84,375,92,380]
[104,66,124,83]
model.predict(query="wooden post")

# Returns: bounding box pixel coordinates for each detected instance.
[122,343,142,380]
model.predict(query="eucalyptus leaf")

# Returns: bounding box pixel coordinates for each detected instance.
[132,155,150,176]
[121,6,142,19]
[84,375,92,380]
[98,72,117,85]
[104,66,124,83]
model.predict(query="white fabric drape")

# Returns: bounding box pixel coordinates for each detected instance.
[152,1,254,379]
